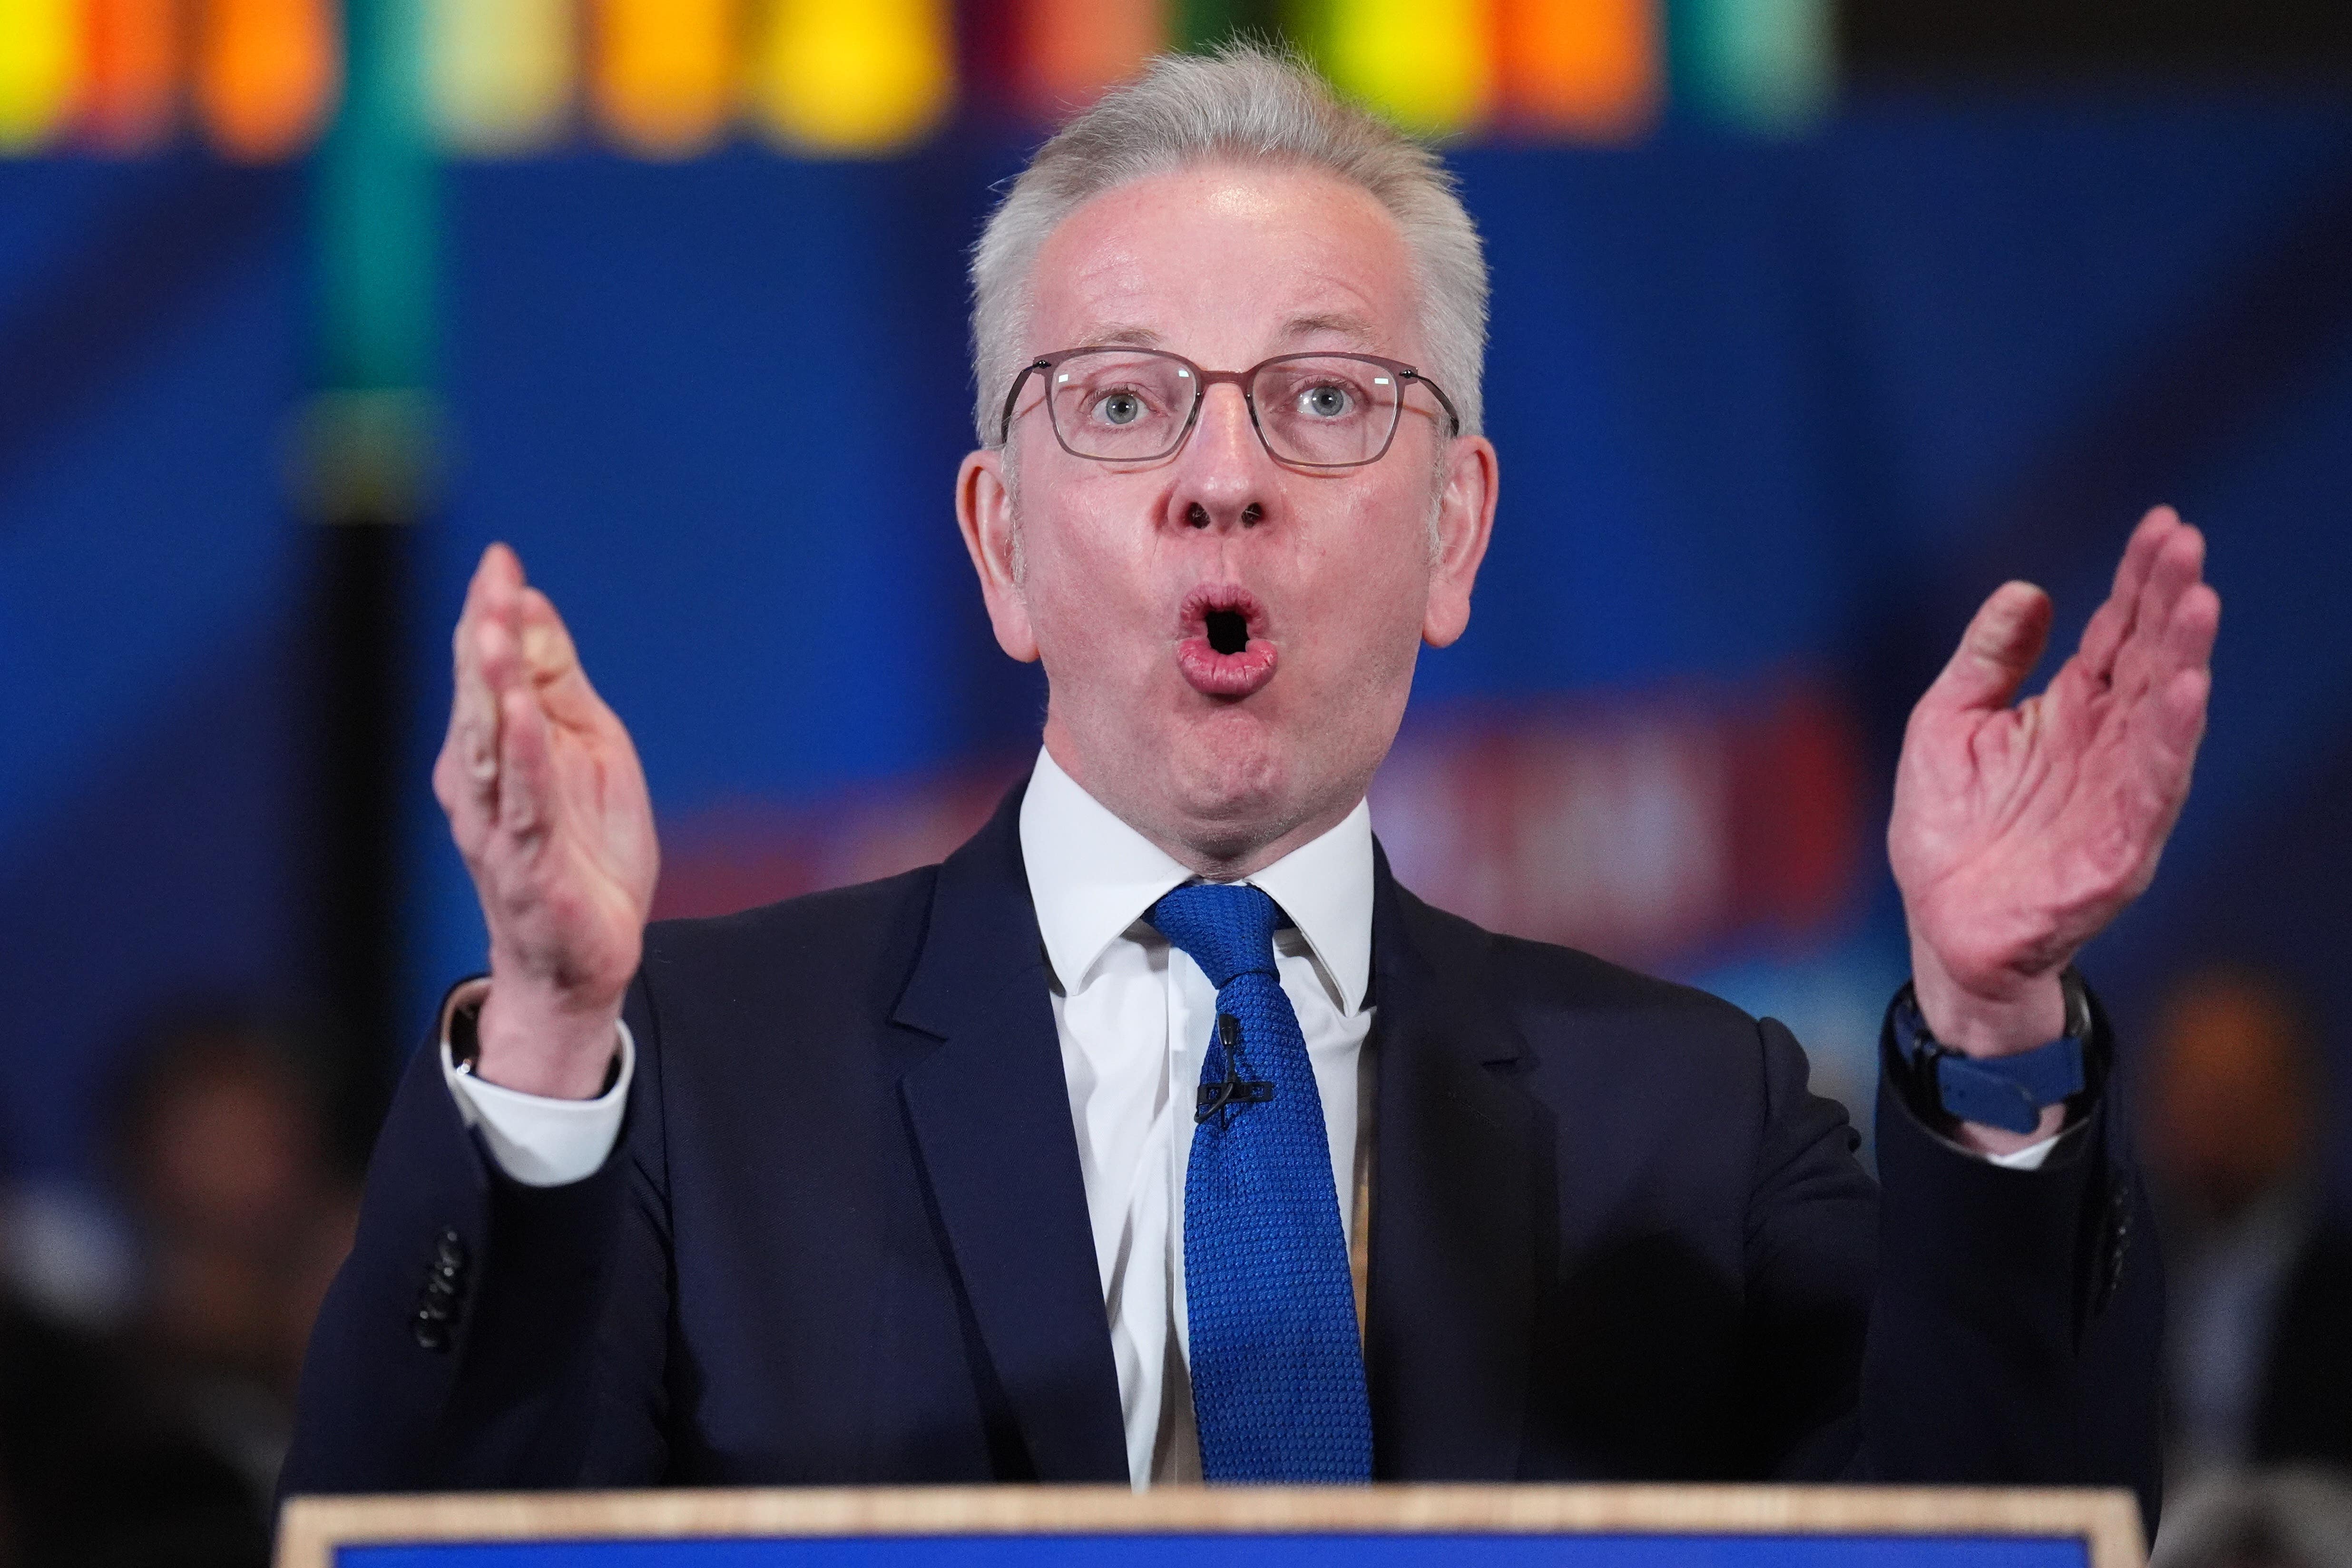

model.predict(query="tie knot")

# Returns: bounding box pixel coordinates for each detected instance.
[1147,882,1282,989]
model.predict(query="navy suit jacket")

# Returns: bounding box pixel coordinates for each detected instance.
[284,784,2161,1523]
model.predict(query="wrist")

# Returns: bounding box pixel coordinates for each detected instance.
[1906,939,2068,1059]
[471,980,624,1100]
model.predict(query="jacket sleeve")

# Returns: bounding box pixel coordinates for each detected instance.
[1740,1000,2162,1535]
[279,972,676,1495]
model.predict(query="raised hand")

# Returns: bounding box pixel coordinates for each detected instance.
[431,544,659,1098]
[1889,507,2219,1086]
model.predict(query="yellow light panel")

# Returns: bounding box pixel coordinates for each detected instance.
[193,0,341,161]
[1313,0,1492,137]
[590,0,735,159]
[0,0,80,152]
[745,0,951,156]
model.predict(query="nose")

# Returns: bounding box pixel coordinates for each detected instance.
[1168,381,1272,532]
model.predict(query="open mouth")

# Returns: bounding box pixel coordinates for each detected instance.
[1176,584,1277,698]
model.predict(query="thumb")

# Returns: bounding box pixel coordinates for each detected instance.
[1922,580,2053,716]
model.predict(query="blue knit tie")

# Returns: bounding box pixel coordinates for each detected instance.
[1149,882,1372,1482]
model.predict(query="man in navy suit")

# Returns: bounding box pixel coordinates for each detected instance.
[284,47,2216,1519]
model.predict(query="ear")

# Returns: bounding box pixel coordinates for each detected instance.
[956,448,1039,663]
[1422,434,1498,649]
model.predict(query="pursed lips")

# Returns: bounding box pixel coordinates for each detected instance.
[1175,582,1277,697]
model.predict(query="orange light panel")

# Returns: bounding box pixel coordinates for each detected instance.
[78,0,179,152]
[1497,0,1659,141]
[591,0,736,159]
[193,0,340,161]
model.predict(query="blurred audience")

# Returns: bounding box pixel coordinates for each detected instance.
[106,1011,360,1509]
[2154,1471,2352,1568]
[2144,965,2352,1479]
[0,1007,357,1566]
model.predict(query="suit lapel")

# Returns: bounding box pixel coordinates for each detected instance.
[1366,840,1550,1480]
[893,785,1128,1482]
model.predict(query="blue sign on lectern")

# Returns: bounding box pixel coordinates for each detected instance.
[275,1485,2141,1568]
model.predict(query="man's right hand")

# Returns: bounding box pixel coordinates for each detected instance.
[433,544,659,1099]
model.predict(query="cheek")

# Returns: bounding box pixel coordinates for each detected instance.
[1297,488,1432,643]
[1019,497,1160,662]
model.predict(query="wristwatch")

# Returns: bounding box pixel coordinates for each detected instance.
[1891,970,2091,1135]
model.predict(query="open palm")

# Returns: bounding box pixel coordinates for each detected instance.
[431,544,659,1097]
[1890,507,2219,1051]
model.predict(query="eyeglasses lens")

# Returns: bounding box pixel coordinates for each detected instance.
[1252,357,1402,466]
[1046,352,1196,461]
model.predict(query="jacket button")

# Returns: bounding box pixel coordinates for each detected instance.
[413,1227,471,1351]
[2093,1188,2133,1313]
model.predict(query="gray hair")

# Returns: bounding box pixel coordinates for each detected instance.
[969,41,1489,451]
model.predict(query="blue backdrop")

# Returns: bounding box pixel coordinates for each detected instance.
[6,90,2351,1199]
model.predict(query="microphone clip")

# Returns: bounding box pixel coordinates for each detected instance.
[1196,1013,1274,1125]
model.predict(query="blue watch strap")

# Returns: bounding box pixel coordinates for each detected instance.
[1893,983,2087,1135]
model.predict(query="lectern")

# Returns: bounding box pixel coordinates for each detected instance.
[277,1484,2145,1568]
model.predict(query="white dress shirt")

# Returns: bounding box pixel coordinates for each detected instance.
[441,744,2056,1486]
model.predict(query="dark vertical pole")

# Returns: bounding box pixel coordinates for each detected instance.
[303,0,437,1170]
[311,511,411,1165]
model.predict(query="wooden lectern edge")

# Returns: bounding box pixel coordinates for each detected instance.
[275,1483,2146,1568]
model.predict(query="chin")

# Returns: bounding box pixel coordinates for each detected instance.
[1157,706,1304,842]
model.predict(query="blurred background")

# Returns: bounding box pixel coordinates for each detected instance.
[4,0,2352,1560]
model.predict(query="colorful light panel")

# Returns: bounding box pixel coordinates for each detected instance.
[589,0,733,158]
[78,0,180,152]
[1675,0,1833,133]
[425,0,572,155]
[0,0,1836,160]
[1305,0,1494,137]
[1498,0,1659,141]
[193,0,340,161]
[0,0,79,150]
[1013,0,1163,120]
[744,0,952,156]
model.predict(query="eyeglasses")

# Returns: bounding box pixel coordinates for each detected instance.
[997,346,1462,470]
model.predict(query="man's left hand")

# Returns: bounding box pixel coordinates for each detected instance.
[1889,507,2218,1146]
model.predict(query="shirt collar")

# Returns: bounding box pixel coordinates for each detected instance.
[1017,746,1374,1015]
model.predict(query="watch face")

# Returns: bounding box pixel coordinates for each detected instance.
[2062,971,2093,1038]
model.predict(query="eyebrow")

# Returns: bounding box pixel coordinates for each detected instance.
[1065,314,1383,360]
[1074,323,1166,349]
[1275,312,1379,346]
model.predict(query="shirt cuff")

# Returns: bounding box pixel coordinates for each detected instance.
[438,980,634,1187]
[1979,1122,2079,1171]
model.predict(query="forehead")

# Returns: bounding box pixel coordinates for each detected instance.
[1026,161,1421,363]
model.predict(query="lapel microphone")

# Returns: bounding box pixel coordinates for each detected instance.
[1196,1012,1276,1124]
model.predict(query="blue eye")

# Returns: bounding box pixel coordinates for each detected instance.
[1300,384,1352,418]
[1098,391,1144,425]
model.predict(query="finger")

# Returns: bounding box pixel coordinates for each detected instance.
[2113,521,2209,696]
[513,586,608,728]
[495,676,558,845]
[1921,580,2054,716]
[2117,663,2212,873]
[441,546,529,828]
[2114,593,2215,845]
[2163,579,2222,678]
[2077,506,2180,678]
